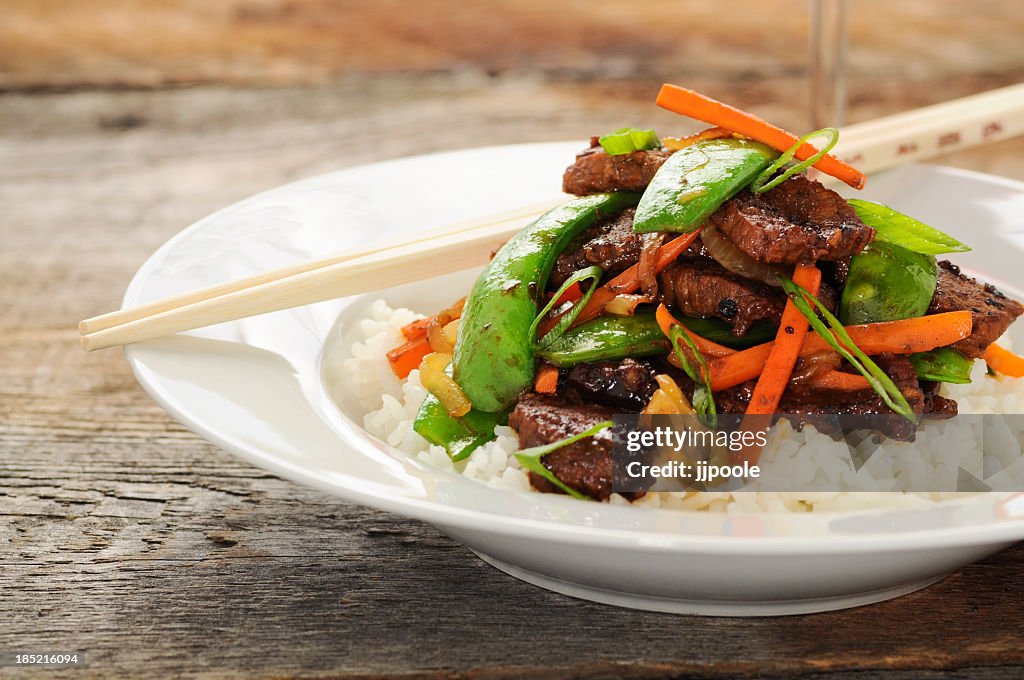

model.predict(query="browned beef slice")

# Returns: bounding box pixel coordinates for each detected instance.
[550,208,662,286]
[820,256,851,288]
[509,394,642,501]
[922,381,958,418]
[562,144,671,196]
[708,175,875,264]
[927,260,1024,359]
[564,358,657,411]
[658,258,787,336]
[714,354,925,441]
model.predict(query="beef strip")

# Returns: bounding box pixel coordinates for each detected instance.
[927,260,1024,358]
[562,140,671,195]
[714,354,926,441]
[820,256,851,288]
[549,208,665,286]
[922,381,958,418]
[508,393,644,501]
[709,175,875,264]
[563,358,657,411]
[659,258,786,335]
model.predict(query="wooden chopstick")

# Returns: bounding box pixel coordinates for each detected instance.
[80,84,1024,351]
[832,82,1024,175]
[79,200,557,335]
[80,216,530,351]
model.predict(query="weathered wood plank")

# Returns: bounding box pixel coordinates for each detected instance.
[2,0,1022,93]
[2,77,1023,678]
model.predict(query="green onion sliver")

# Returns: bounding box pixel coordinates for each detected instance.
[778,276,918,423]
[514,421,613,500]
[530,265,603,350]
[598,128,661,156]
[752,127,839,194]
[668,325,718,429]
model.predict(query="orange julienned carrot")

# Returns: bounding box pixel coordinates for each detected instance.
[534,363,560,394]
[983,343,1024,377]
[400,317,431,341]
[538,230,704,337]
[708,310,973,392]
[553,281,582,306]
[656,84,867,190]
[655,303,736,360]
[386,336,431,380]
[745,264,822,415]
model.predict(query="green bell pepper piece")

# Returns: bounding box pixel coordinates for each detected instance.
[909,347,974,384]
[413,394,508,462]
[839,240,938,325]
[632,138,778,234]
[537,312,669,368]
[453,192,640,412]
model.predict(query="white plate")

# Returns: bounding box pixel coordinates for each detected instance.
[124,143,1024,616]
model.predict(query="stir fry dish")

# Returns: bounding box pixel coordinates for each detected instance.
[384,85,1024,502]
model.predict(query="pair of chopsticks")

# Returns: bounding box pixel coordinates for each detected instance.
[80,83,1024,351]
[79,200,559,350]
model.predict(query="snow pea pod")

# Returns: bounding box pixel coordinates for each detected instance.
[413,394,508,461]
[633,138,778,234]
[676,316,777,349]
[909,347,974,384]
[453,192,640,412]
[839,240,938,325]
[537,312,669,368]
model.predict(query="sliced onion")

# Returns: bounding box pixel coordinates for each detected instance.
[643,374,695,415]
[604,294,651,316]
[661,127,734,151]
[637,232,663,299]
[788,350,841,388]
[426,296,466,353]
[419,352,472,417]
[441,319,460,348]
[701,224,791,287]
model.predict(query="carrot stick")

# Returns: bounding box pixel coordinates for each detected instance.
[656,84,867,190]
[746,265,821,415]
[400,317,431,341]
[983,343,1024,378]
[387,336,431,380]
[534,363,560,394]
[708,310,974,392]
[553,281,582,306]
[655,304,736,360]
[538,230,704,337]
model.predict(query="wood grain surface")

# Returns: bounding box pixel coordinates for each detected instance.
[2,7,1024,675]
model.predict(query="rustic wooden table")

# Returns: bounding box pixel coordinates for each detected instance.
[3,74,1024,678]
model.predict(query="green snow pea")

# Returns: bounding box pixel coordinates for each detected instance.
[413,394,508,461]
[839,240,938,325]
[453,192,640,412]
[632,138,778,234]
[909,347,974,384]
[537,312,669,368]
[676,316,778,349]
[537,312,777,369]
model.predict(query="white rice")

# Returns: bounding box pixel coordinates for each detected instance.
[325,300,1023,513]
